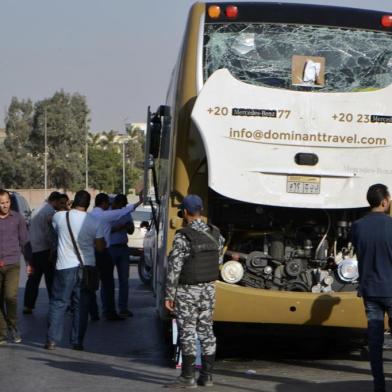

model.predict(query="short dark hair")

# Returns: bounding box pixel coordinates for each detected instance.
[367,184,390,208]
[95,193,109,207]
[113,194,127,207]
[0,189,10,198]
[72,190,91,209]
[48,191,62,202]
[59,193,69,200]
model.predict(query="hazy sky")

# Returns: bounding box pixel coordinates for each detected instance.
[1,0,391,132]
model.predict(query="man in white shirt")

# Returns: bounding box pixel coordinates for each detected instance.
[89,192,141,320]
[45,190,105,351]
[23,192,66,314]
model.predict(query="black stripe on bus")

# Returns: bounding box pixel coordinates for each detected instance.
[205,2,391,31]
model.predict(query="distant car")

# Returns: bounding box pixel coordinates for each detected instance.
[10,191,32,226]
[128,205,152,260]
[140,217,156,286]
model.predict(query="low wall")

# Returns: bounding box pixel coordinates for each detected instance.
[10,189,138,210]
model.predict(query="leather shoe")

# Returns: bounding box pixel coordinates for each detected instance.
[118,310,133,318]
[105,313,125,321]
[44,342,55,350]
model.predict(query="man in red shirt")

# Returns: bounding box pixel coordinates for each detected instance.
[0,189,31,344]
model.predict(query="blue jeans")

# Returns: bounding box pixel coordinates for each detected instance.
[363,297,392,392]
[47,267,90,346]
[109,245,130,312]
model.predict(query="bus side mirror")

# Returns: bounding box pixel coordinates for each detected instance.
[149,105,170,159]
[149,116,161,159]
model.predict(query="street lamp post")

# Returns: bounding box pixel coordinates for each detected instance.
[44,108,48,198]
[122,141,126,195]
[85,118,89,190]
[85,139,89,189]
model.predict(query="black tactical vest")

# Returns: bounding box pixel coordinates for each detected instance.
[178,225,220,285]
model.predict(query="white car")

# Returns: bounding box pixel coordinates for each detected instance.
[128,206,152,260]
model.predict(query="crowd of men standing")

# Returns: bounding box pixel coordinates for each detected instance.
[0,188,141,350]
[3,184,392,391]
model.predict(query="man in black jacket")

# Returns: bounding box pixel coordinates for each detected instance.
[352,183,392,392]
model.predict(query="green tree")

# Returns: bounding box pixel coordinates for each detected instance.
[87,125,145,193]
[0,97,42,188]
[30,91,89,191]
[88,144,121,192]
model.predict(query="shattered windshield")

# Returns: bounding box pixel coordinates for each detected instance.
[203,23,392,92]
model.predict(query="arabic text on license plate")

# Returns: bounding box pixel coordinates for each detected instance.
[287,176,320,194]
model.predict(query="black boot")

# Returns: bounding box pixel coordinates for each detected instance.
[197,354,215,387]
[166,355,196,389]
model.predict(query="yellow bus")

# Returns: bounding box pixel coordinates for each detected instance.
[143,2,392,329]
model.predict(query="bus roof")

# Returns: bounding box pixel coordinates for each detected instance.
[205,2,392,31]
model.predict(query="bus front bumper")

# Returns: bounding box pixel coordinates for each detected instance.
[214,281,367,329]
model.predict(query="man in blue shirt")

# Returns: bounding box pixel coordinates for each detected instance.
[352,183,392,392]
[109,194,135,318]
[90,192,141,320]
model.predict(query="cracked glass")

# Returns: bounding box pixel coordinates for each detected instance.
[203,23,392,92]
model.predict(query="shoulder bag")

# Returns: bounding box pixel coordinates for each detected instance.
[66,211,99,292]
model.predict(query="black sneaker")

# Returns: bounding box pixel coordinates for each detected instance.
[23,307,33,315]
[118,310,133,318]
[105,313,125,321]
[72,344,84,351]
[197,374,214,387]
[8,327,22,343]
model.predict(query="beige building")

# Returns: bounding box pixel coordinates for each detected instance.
[0,128,6,145]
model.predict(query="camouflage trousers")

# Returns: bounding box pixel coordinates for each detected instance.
[175,282,216,356]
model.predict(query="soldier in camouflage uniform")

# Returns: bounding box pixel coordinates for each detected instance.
[165,194,224,388]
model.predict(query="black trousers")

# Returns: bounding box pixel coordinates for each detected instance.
[95,249,116,316]
[24,249,54,309]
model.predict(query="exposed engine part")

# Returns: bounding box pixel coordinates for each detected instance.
[246,251,269,275]
[241,271,266,288]
[271,234,284,260]
[285,280,309,292]
[219,208,361,293]
[303,239,313,258]
[221,260,245,284]
[337,257,359,283]
[284,259,303,277]
[337,217,351,239]
[314,211,331,260]
[315,239,329,261]
[311,270,334,293]
[264,265,273,275]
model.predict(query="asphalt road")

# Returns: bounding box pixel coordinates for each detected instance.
[0,265,390,392]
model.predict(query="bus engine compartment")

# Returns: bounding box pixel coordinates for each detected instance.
[209,192,367,293]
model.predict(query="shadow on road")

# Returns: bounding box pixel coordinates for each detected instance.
[9,267,383,391]
[29,356,171,386]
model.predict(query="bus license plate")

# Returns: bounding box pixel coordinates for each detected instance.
[287,176,320,194]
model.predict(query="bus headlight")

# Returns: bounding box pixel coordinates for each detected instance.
[221,260,244,284]
[337,258,359,283]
